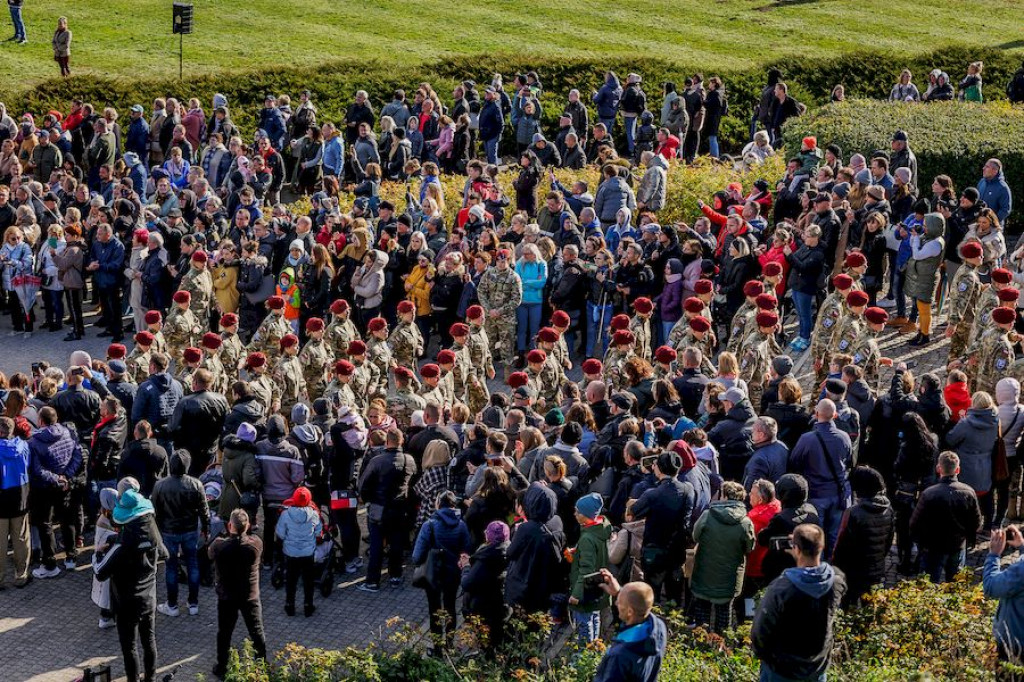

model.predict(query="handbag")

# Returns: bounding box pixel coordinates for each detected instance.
[412,523,448,590]
[231,480,258,511]
[244,272,276,305]
[993,415,1018,484]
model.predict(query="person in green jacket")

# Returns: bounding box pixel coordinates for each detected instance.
[691,481,755,633]
[568,492,612,644]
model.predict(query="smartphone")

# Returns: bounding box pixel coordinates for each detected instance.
[70,367,85,377]
[31,362,41,375]
[583,572,605,589]
[769,536,792,552]
[641,455,657,470]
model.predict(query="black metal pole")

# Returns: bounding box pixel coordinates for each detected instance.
[179,32,183,80]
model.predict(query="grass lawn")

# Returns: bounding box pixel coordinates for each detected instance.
[0,0,1022,91]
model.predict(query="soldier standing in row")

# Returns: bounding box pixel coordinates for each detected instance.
[219,313,245,384]
[418,363,446,406]
[364,317,392,400]
[448,323,474,408]
[325,360,358,411]
[578,358,603,393]
[945,241,984,363]
[961,306,1017,394]
[200,332,227,394]
[653,346,677,380]
[390,366,426,429]
[298,317,332,400]
[390,301,423,371]
[249,295,292,364]
[811,274,856,384]
[536,328,566,389]
[830,289,870,371]
[326,299,360,361]
[630,297,655,362]
[245,352,279,417]
[127,331,155,385]
[144,310,168,355]
[179,250,214,326]
[165,290,202,369]
[603,329,635,391]
[435,349,458,407]
[851,306,894,392]
[476,248,523,373]
[844,252,867,290]
[550,310,573,372]
[177,347,202,393]
[739,311,778,412]
[671,298,715,351]
[970,267,1014,348]
[726,280,764,354]
[274,334,306,417]
[349,340,380,413]
[678,316,717,375]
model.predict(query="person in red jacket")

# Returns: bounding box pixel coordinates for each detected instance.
[654,128,679,161]
[742,478,782,620]
[944,370,972,422]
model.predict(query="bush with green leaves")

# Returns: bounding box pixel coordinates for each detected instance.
[781,99,1024,226]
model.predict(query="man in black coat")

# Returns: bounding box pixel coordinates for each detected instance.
[89,396,128,504]
[118,421,170,496]
[505,482,566,613]
[167,369,228,476]
[708,387,756,482]
[672,348,711,419]
[100,360,138,422]
[405,402,459,469]
[209,509,266,678]
[50,365,101,443]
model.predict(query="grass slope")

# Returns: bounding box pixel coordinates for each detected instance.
[0,0,1021,89]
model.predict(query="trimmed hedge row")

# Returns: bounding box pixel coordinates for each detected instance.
[780,99,1024,226]
[2,46,1020,159]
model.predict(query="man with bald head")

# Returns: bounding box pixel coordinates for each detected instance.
[787,399,852,554]
[593,573,666,681]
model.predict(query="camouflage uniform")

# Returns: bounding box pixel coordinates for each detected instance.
[200,353,228,394]
[420,381,446,408]
[725,301,756,354]
[176,365,199,394]
[273,354,307,416]
[326,317,361,360]
[967,327,1015,395]
[389,386,427,429]
[653,363,674,381]
[449,342,473,405]
[848,271,864,292]
[389,320,423,371]
[809,292,844,383]
[739,332,773,412]
[537,355,563,407]
[946,263,983,362]
[220,332,245,385]
[164,307,202,368]
[180,267,214,319]
[850,327,885,393]
[249,312,292,364]
[525,366,546,406]
[126,347,152,385]
[298,337,332,400]
[603,347,628,391]
[630,315,652,362]
[668,303,713,349]
[324,379,357,411]
[148,329,168,356]
[553,335,571,371]
[476,266,523,366]
[675,329,716,375]
[970,285,999,347]
[250,373,280,416]
[366,337,393,400]
[466,325,492,415]
[438,368,457,407]
[830,312,864,364]
[350,359,380,412]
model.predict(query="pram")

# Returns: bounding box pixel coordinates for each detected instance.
[313,504,344,597]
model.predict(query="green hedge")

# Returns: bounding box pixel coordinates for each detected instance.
[781,99,1024,226]
[2,46,1021,160]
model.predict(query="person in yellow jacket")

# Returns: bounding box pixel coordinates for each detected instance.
[211,241,240,316]
[404,249,435,339]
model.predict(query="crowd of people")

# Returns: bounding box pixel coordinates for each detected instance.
[0,62,1022,682]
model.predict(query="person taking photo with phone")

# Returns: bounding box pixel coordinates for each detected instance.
[984,525,1024,672]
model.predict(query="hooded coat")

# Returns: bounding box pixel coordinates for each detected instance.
[569,516,613,611]
[708,399,756,479]
[220,434,260,517]
[351,249,389,309]
[691,500,756,602]
[151,451,210,535]
[637,155,668,212]
[758,474,821,581]
[594,176,637,225]
[946,406,999,493]
[593,613,667,682]
[831,493,894,599]
[903,213,945,303]
[505,483,566,613]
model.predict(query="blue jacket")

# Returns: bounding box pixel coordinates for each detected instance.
[984,552,1024,651]
[679,463,712,525]
[743,440,790,491]
[412,508,473,569]
[28,424,81,490]
[788,421,852,501]
[0,436,30,517]
[593,76,624,120]
[258,107,287,149]
[978,171,1013,223]
[125,118,150,159]
[515,259,548,305]
[478,100,504,142]
[276,504,322,558]
[132,372,184,433]
[88,237,125,289]
[322,136,344,176]
[595,177,637,225]
[593,614,667,682]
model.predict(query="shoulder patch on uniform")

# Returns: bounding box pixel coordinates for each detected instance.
[838,339,849,350]
[853,353,863,364]
[997,358,1008,370]
[958,282,968,292]
[823,318,834,328]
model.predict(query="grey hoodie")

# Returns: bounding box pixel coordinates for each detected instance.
[352,249,388,308]
[637,155,668,211]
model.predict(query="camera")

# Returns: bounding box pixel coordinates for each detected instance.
[583,572,605,589]
[640,455,657,470]
[769,536,792,552]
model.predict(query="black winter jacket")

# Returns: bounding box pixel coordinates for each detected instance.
[95,513,167,614]
[117,438,169,496]
[831,495,894,595]
[909,475,983,552]
[90,410,128,481]
[151,451,210,534]
[505,484,566,613]
[167,390,228,475]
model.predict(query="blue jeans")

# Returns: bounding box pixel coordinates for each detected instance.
[9,5,25,40]
[572,609,601,645]
[893,268,909,318]
[661,321,676,347]
[708,135,720,158]
[791,290,815,341]
[808,496,849,557]
[919,547,966,583]
[516,302,542,353]
[483,137,499,165]
[164,530,201,607]
[623,115,638,152]
[586,302,614,358]
[760,665,826,682]
[599,117,616,135]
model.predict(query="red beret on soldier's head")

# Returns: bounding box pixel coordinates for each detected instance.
[537,327,559,344]
[832,274,854,291]
[437,349,457,365]
[107,343,127,359]
[694,279,714,295]
[466,304,484,321]
[683,297,705,313]
[613,330,635,346]
[305,317,325,332]
[347,340,367,356]
[755,293,777,310]
[743,281,764,297]
[959,241,983,260]
[847,290,870,308]
[266,295,285,310]
[172,290,191,304]
[334,359,355,376]
[330,299,350,315]
[993,307,1016,326]
[508,371,529,388]
[864,307,889,325]
[190,250,208,263]
[394,366,414,380]
[762,262,783,277]
[844,252,866,268]
[756,311,779,329]
[419,363,440,379]
[201,332,222,350]
[998,288,1020,303]
[526,349,547,364]
[397,300,416,315]
[183,347,202,364]
[582,359,603,375]
[449,322,469,338]
[280,334,299,350]
[610,314,630,332]
[368,317,387,333]
[220,313,238,328]
[144,310,162,325]
[135,331,154,346]
[633,297,654,315]
[654,346,677,364]
[992,268,1013,285]
[245,352,267,369]
[551,310,570,327]
[689,316,712,333]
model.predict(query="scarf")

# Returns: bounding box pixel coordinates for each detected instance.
[91,414,116,451]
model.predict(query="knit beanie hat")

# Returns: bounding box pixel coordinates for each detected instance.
[485,520,510,545]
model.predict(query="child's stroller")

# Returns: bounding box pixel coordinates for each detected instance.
[313,504,344,597]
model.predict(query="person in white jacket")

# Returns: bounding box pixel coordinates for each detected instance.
[124,229,150,333]
[37,224,65,331]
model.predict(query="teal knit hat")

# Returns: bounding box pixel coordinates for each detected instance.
[112,489,154,525]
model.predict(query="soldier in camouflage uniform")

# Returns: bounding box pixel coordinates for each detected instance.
[578,359,604,393]
[725,281,764,354]
[851,307,893,393]
[365,317,393,401]
[448,324,473,407]
[143,310,168,355]
[435,349,458,407]
[389,366,427,430]
[245,352,279,417]
[536,328,566,394]
[177,347,203,394]
[476,248,523,370]
[248,295,292,365]
[179,250,214,324]
[653,346,677,380]
[219,313,245,385]
[971,268,1014,347]
[630,297,655,362]
[961,307,1017,395]
[418,363,447,407]
[671,298,715,351]
[273,334,307,417]
[347,340,380,413]
[604,331,638,392]
[843,252,867,291]
[199,332,228,394]
[525,348,560,410]
[326,299,361,361]
[739,311,779,412]
[811,274,856,383]
[945,242,985,363]
[299,317,332,401]
[677,317,717,376]
[389,300,424,372]
[465,307,495,415]
[165,290,202,369]
[127,331,155,385]
[829,290,870,372]
[324,360,358,411]
[550,310,573,372]
[105,342,128,365]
